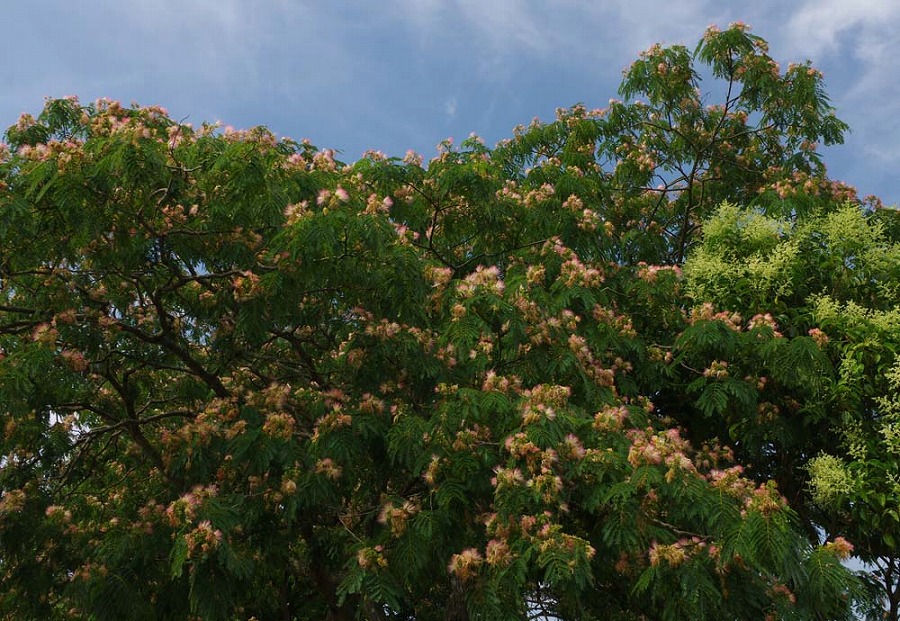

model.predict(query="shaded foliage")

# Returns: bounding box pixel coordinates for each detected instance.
[0,24,886,621]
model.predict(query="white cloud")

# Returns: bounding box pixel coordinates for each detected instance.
[445,97,458,120]
[386,0,549,56]
[384,0,716,73]
[785,0,900,56]
[778,0,900,178]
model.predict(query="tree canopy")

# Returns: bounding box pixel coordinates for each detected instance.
[0,24,895,620]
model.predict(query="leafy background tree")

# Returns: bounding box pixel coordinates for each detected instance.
[683,202,900,618]
[0,25,892,620]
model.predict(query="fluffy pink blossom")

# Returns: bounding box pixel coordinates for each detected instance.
[825,537,854,560]
[447,548,482,580]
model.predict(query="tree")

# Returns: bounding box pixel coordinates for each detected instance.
[492,22,854,266]
[681,202,900,618]
[0,25,879,621]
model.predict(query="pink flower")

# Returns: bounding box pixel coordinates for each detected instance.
[562,434,586,460]
[448,548,483,580]
[403,150,423,166]
[315,458,342,480]
[357,545,388,570]
[485,539,512,566]
[808,328,829,348]
[825,537,854,560]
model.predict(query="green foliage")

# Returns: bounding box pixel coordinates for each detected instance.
[0,24,882,621]
[681,200,900,618]
[493,23,853,266]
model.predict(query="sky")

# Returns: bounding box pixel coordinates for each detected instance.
[4,1,899,205]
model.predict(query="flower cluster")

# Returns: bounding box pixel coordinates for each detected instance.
[592,305,636,337]
[184,520,223,559]
[283,200,311,225]
[44,505,73,524]
[519,384,571,425]
[165,485,217,528]
[482,371,521,394]
[0,489,26,515]
[484,539,512,567]
[593,404,630,432]
[311,409,353,442]
[749,313,781,336]
[262,412,295,441]
[357,545,388,571]
[808,327,829,347]
[456,265,505,298]
[824,536,854,560]
[688,302,742,330]
[491,467,526,490]
[378,499,421,536]
[626,427,696,482]
[447,548,483,580]
[523,183,556,208]
[232,270,262,302]
[702,360,729,379]
[315,457,343,480]
[559,256,604,288]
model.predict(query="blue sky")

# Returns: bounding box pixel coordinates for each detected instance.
[4,1,898,204]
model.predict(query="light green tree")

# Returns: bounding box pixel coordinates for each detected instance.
[682,202,900,619]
